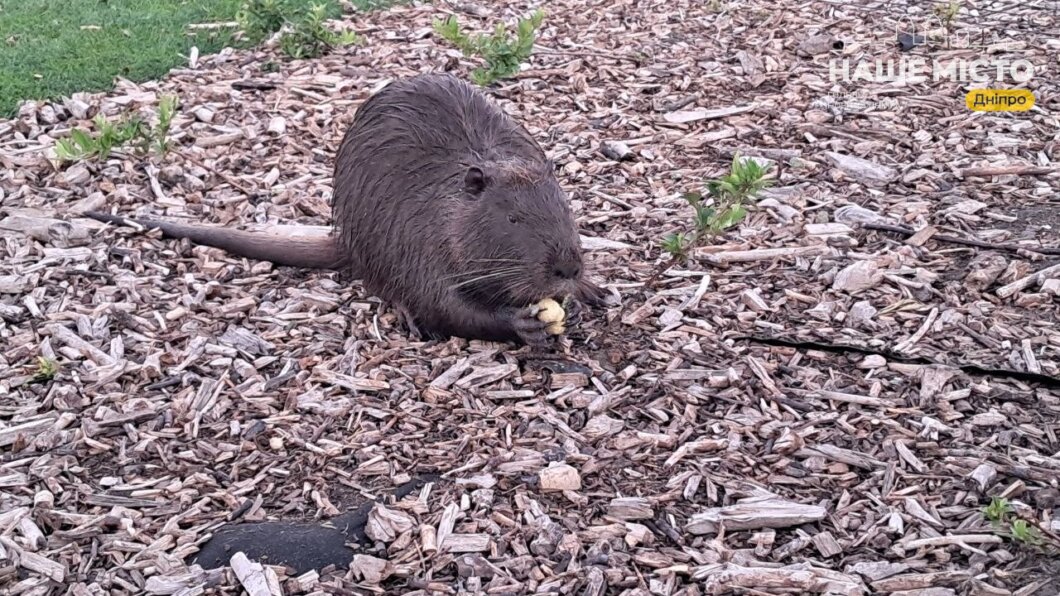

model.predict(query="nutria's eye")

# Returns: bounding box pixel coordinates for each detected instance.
[507,214,519,224]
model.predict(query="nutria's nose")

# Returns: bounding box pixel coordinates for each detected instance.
[552,261,581,280]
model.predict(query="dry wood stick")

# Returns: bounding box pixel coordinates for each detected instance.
[864,221,1060,256]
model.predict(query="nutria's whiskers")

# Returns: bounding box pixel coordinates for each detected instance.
[442,266,521,281]
[449,268,523,290]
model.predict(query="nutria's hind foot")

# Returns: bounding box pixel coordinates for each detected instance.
[508,306,552,349]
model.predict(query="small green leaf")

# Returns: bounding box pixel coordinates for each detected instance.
[1009,519,1042,545]
[70,129,95,152]
[717,204,747,230]
[55,139,81,161]
[32,356,59,382]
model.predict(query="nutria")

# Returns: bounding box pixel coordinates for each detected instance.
[85,73,608,347]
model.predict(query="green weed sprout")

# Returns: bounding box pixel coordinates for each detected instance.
[433,10,545,86]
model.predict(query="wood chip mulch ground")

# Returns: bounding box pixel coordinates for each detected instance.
[2,1,1059,595]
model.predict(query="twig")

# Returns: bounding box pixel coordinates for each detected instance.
[904,534,1003,549]
[894,307,939,354]
[698,245,832,265]
[961,165,1058,178]
[863,221,1060,256]
[996,262,1060,299]
[590,189,634,210]
[231,79,280,91]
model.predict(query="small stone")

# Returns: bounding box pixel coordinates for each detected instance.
[1040,278,1060,296]
[757,198,800,222]
[740,289,770,312]
[193,107,215,123]
[848,300,878,329]
[471,488,494,508]
[798,34,841,56]
[34,490,55,508]
[601,140,633,161]
[183,174,206,192]
[267,116,286,135]
[65,98,91,120]
[539,463,581,491]
[529,521,564,556]
[350,554,392,584]
[582,415,625,441]
[806,301,837,321]
[159,165,185,185]
[624,523,654,548]
[859,354,886,369]
[834,205,886,225]
[969,464,997,492]
[657,307,683,327]
[455,554,496,579]
[965,254,1008,291]
[833,260,880,293]
[70,191,107,215]
[39,105,59,125]
[60,164,91,187]
[18,101,40,123]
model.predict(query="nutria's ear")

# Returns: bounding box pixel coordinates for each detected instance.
[464,166,489,196]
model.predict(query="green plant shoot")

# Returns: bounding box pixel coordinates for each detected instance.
[433,10,545,86]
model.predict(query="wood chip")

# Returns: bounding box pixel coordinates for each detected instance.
[687,496,828,533]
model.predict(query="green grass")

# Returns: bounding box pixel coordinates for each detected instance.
[0,0,249,117]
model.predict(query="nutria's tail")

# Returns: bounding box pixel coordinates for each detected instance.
[84,211,346,270]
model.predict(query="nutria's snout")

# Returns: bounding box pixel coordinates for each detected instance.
[541,247,586,300]
[548,246,584,282]
[551,260,582,281]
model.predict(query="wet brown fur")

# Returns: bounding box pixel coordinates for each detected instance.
[86,73,604,345]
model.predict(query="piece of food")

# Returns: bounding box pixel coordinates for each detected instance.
[535,298,566,335]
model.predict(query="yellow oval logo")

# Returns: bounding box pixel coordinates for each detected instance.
[967,89,1035,112]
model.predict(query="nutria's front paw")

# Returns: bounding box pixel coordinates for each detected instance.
[508,307,552,349]
[576,281,618,308]
[562,297,586,329]
[394,304,423,339]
